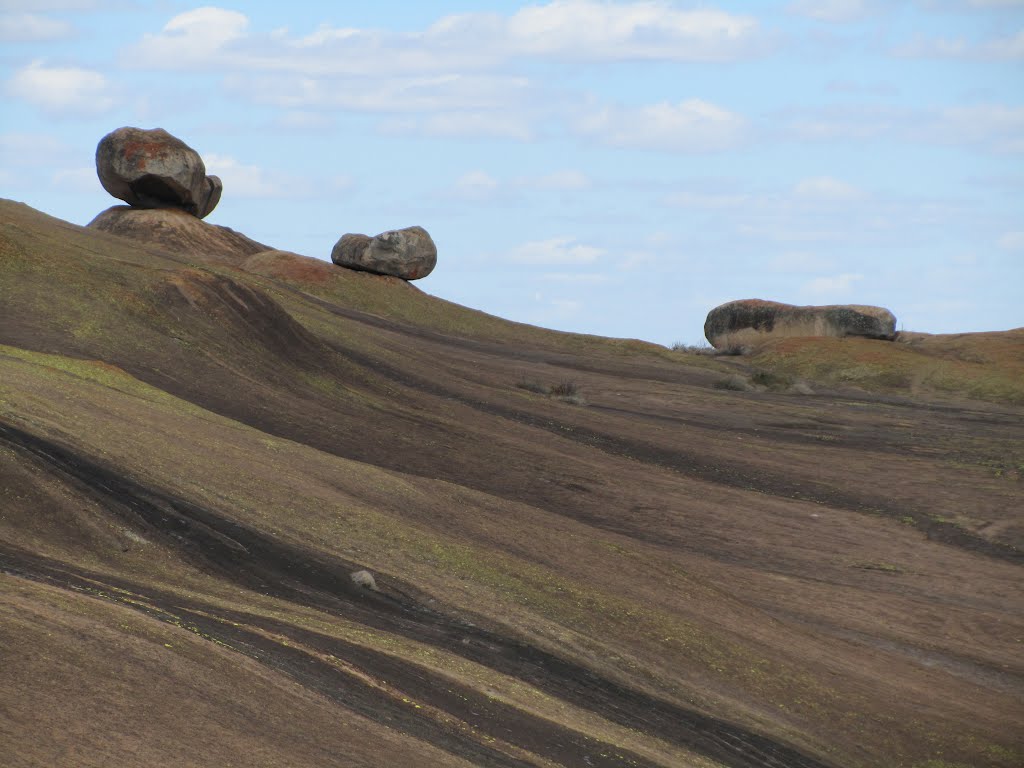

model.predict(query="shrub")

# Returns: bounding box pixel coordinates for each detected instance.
[550,380,579,397]
[750,369,794,390]
[671,341,716,355]
[516,378,587,405]
[516,379,550,395]
[556,393,587,406]
[713,375,752,391]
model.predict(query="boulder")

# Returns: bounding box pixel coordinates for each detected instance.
[95,127,222,219]
[88,206,268,265]
[331,226,436,280]
[705,299,896,349]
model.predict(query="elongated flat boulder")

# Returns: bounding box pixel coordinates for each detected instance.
[331,226,436,280]
[95,127,222,219]
[705,299,896,349]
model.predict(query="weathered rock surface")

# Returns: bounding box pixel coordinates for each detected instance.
[331,226,436,280]
[95,127,222,219]
[88,206,268,264]
[705,299,897,349]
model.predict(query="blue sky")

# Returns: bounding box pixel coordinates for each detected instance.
[2,0,1022,345]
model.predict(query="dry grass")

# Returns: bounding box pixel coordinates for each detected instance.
[1,198,1022,768]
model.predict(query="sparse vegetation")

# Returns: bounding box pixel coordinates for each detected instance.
[671,339,750,356]
[750,368,794,391]
[713,375,752,391]
[515,379,550,395]
[549,379,579,397]
[3,198,1021,768]
[516,378,587,405]
[671,341,716,355]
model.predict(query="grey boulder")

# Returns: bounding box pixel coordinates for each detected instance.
[705,299,896,349]
[331,226,437,280]
[95,127,222,219]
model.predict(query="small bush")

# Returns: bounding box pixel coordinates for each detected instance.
[713,375,752,391]
[750,369,794,390]
[515,378,587,405]
[717,343,751,356]
[788,380,815,395]
[550,380,579,397]
[671,341,716,355]
[671,340,750,356]
[516,380,550,395]
[555,393,588,406]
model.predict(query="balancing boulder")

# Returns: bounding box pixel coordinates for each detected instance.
[95,127,222,219]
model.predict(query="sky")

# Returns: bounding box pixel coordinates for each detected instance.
[1,0,1022,346]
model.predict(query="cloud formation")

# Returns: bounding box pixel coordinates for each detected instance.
[0,12,73,41]
[576,99,747,152]
[509,237,605,265]
[6,60,115,115]
[203,154,313,199]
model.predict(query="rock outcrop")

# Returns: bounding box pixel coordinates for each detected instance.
[88,206,268,264]
[705,299,897,349]
[95,127,222,219]
[331,226,436,280]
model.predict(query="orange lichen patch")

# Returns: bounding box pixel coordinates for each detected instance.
[120,140,172,169]
[242,251,333,285]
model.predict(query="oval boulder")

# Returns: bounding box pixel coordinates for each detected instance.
[95,126,222,219]
[331,226,437,280]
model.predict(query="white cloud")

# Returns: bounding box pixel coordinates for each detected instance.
[893,29,1024,59]
[619,250,656,269]
[5,59,115,115]
[784,103,1024,152]
[527,169,591,190]
[130,7,248,68]
[576,99,746,152]
[538,272,611,283]
[51,166,97,192]
[274,111,334,130]
[510,236,604,265]
[0,133,67,165]
[203,154,311,199]
[793,176,865,201]
[0,12,73,41]
[770,252,837,272]
[933,104,1024,152]
[126,3,761,75]
[0,1,102,9]
[665,191,751,208]
[380,111,536,140]
[801,272,864,298]
[997,231,1024,250]
[454,170,500,200]
[498,0,760,61]
[787,0,869,22]
[228,73,533,114]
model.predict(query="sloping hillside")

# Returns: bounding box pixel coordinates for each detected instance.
[1,199,1022,768]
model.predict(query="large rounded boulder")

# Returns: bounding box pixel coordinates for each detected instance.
[95,127,222,219]
[331,226,436,280]
[705,299,897,350]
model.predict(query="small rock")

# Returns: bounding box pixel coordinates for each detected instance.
[95,126,222,219]
[350,570,377,590]
[331,226,437,280]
